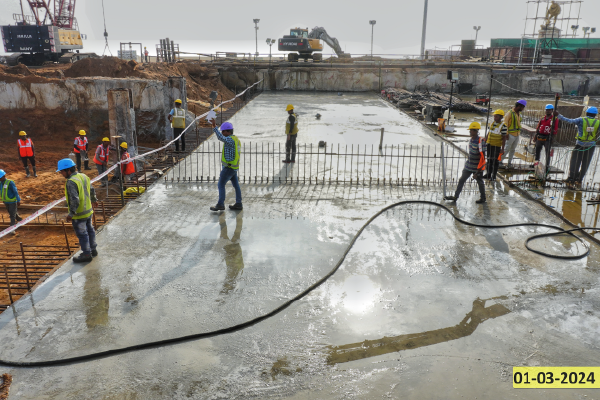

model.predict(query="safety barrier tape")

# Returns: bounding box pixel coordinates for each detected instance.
[0,80,263,240]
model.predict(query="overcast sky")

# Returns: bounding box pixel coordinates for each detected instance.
[2,0,600,55]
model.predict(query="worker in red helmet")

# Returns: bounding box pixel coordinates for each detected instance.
[209,118,242,211]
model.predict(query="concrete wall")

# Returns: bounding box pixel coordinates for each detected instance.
[219,66,600,95]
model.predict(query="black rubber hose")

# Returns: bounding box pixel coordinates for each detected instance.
[0,200,593,368]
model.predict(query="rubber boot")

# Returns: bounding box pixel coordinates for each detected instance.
[33,166,37,177]
[84,160,92,171]
[25,166,30,178]
[229,203,243,210]
[73,253,93,263]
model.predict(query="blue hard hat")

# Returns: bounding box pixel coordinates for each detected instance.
[56,158,76,172]
[0,169,5,179]
[517,99,527,107]
[545,104,554,110]
[587,106,599,115]
[221,122,234,131]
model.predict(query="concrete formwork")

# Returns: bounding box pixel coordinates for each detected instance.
[107,88,137,157]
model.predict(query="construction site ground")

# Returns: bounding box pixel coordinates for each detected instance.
[1,93,599,399]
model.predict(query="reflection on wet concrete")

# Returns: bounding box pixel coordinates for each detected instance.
[327,298,510,365]
[82,268,109,329]
[219,212,244,295]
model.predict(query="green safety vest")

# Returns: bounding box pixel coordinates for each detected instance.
[0,179,17,204]
[579,118,600,142]
[507,110,521,136]
[65,173,93,220]
[221,135,240,170]
[286,113,299,135]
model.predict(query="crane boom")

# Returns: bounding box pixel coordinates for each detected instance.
[23,0,76,28]
[308,26,346,57]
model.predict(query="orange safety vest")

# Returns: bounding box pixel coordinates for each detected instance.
[74,137,88,153]
[18,138,33,157]
[121,152,136,175]
[93,145,109,165]
[477,138,486,170]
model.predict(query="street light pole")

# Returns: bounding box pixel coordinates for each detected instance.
[253,19,260,58]
[473,26,481,45]
[266,38,275,65]
[420,0,428,59]
[369,20,376,60]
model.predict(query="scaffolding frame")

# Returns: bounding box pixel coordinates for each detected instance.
[523,0,583,40]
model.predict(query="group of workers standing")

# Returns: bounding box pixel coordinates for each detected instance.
[445,99,600,204]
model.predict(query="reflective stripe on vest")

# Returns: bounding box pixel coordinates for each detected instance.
[1,180,17,203]
[172,108,186,129]
[579,118,600,142]
[18,139,33,157]
[121,152,136,175]
[74,137,88,153]
[486,122,504,147]
[93,145,109,165]
[507,110,521,135]
[286,113,299,135]
[65,173,93,220]
[221,135,240,169]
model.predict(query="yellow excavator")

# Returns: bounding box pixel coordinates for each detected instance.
[277,26,349,62]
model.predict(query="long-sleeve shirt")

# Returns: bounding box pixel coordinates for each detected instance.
[213,126,236,162]
[558,115,596,147]
[503,110,522,137]
[65,172,97,217]
[1,180,21,203]
[464,137,486,172]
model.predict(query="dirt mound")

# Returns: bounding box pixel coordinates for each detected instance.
[63,57,142,79]
[5,64,33,76]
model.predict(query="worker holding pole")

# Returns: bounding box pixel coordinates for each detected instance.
[93,137,112,187]
[57,158,98,263]
[484,110,507,181]
[17,131,37,178]
[555,106,599,186]
[283,104,299,164]
[209,118,243,211]
[500,99,527,169]
[445,122,487,204]
[534,105,559,163]
[74,130,92,172]
[0,169,22,234]
[168,99,186,153]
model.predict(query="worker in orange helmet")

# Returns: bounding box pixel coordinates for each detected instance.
[17,131,37,177]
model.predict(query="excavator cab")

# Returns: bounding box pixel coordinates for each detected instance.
[278,27,323,62]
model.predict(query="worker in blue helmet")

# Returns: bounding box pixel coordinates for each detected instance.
[0,169,22,235]
[533,104,559,164]
[208,118,242,211]
[57,158,99,262]
[555,106,600,185]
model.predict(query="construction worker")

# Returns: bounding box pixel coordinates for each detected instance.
[73,130,92,172]
[144,47,149,62]
[534,104,559,163]
[501,99,527,169]
[168,99,186,153]
[17,131,37,178]
[485,110,507,181]
[93,137,111,187]
[209,118,242,211]
[118,142,136,182]
[445,122,486,204]
[283,104,299,163]
[56,158,98,263]
[0,169,22,234]
[556,106,599,185]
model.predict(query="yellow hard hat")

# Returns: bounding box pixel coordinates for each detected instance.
[469,122,481,130]
[285,104,294,111]
[493,109,505,116]
[79,130,87,135]
[174,99,182,104]
[19,131,26,136]
[120,142,128,149]
[102,137,110,142]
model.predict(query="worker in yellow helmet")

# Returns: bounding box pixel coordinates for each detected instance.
[484,110,507,181]
[73,129,92,172]
[445,122,486,204]
[93,137,113,187]
[168,99,186,153]
[17,131,37,177]
[283,104,299,163]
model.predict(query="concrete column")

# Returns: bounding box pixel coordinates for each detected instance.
[107,88,137,158]
[165,76,187,141]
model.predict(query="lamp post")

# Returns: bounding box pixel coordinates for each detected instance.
[369,20,376,60]
[473,26,481,45]
[266,38,275,64]
[253,19,260,58]
[571,25,579,38]
[420,0,429,60]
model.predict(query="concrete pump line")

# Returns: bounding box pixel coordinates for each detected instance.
[0,200,592,368]
[0,80,263,239]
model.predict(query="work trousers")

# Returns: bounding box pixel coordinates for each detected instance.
[486,145,502,180]
[455,169,486,200]
[75,152,89,171]
[217,167,242,206]
[502,134,519,167]
[568,144,596,182]
[535,136,551,162]
[173,128,185,152]
[4,202,21,226]
[20,156,35,168]
[96,163,108,184]
[72,216,97,255]
[285,135,297,162]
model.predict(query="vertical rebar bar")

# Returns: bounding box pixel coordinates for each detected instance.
[350,144,354,184]
[3,266,13,304]
[310,143,312,183]
[62,221,71,253]
[19,242,31,290]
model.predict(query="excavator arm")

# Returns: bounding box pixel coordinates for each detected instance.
[308,27,348,57]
